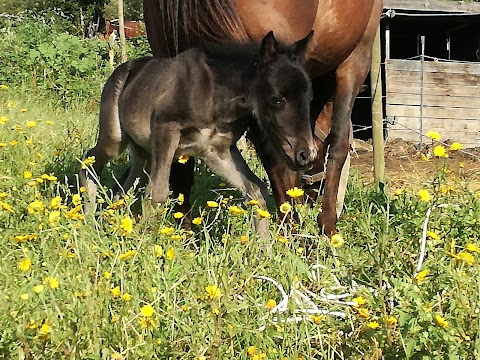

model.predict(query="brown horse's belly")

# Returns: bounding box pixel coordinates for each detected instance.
[235,0,375,75]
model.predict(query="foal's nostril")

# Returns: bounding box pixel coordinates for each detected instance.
[297,151,308,165]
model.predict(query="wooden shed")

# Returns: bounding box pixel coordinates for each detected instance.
[381,0,480,147]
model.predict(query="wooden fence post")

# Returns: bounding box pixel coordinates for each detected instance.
[371,24,385,183]
[118,0,127,63]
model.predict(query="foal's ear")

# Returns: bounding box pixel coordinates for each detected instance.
[291,30,314,61]
[260,30,278,66]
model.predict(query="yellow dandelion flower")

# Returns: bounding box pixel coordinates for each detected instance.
[415,269,429,283]
[418,189,431,202]
[154,245,163,258]
[104,271,111,279]
[450,142,463,151]
[356,307,370,319]
[48,210,61,224]
[240,235,249,244]
[257,208,271,219]
[173,212,184,219]
[192,217,202,225]
[160,227,175,235]
[20,293,29,300]
[352,296,367,307]
[246,199,260,206]
[138,316,157,330]
[9,140,18,146]
[27,200,44,214]
[252,353,266,360]
[26,120,36,128]
[111,286,121,298]
[279,202,292,214]
[0,192,7,198]
[265,299,277,310]
[205,285,222,299]
[426,231,440,240]
[166,247,176,260]
[81,156,96,169]
[120,216,133,236]
[0,84,7,89]
[286,186,304,199]
[45,277,59,289]
[33,285,45,293]
[385,316,397,326]
[456,251,475,266]
[23,170,33,179]
[330,233,345,248]
[310,314,324,324]
[466,243,480,253]
[177,193,184,205]
[367,321,380,329]
[434,314,449,328]
[0,116,7,124]
[178,154,189,164]
[18,257,32,271]
[0,201,14,213]
[206,200,219,208]
[122,293,132,302]
[426,130,441,141]
[433,145,447,158]
[277,235,289,244]
[49,196,62,210]
[118,249,136,260]
[229,205,247,215]
[39,323,51,335]
[247,346,257,356]
[72,193,82,206]
[141,304,155,317]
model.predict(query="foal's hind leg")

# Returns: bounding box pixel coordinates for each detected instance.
[111,144,150,197]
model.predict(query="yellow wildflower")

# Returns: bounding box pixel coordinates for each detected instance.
[0,84,8,89]
[434,314,449,328]
[206,200,219,208]
[247,346,257,356]
[257,208,271,219]
[205,285,222,299]
[72,193,82,206]
[276,235,288,244]
[279,202,292,214]
[240,235,249,244]
[192,217,202,225]
[20,293,29,300]
[449,142,463,151]
[173,212,184,219]
[265,299,277,310]
[111,286,121,298]
[160,227,175,235]
[104,271,111,279]
[0,116,7,124]
[154,245,163,257]
[26,120,36,128]
[426,231,440,240]
[33,285,45,293]
[426,130,441,141]
[229,205,247,215]
[138,316,157,330]
[18,257,32,271]
[166,247,175,260]
[45,277,59,289]
[23,170,33,179]
[385,316,397,326]
[433,145,448,158]
[0,192,7,198]
[367,321,380,329]
[456,251,475,266]
[120,216,133,236]
[246,199,260,206]
[310,315,323,324]
[330,233,345,248]
[39,323,51,335]
[286,186,304,199]
[352,296,367,307]
[48,210,61,224]
[122,293,132,302]
[356,307,370,319]
[27,200,44,214]
[415,269,429,283]
[178,154,189,164]
[0,201,14,213]
[177,193,184,205]
[466,243,480,253]
[418,189,431,202]
[141,304,155,317]
[118,249,136,260]
[81,156,96,169]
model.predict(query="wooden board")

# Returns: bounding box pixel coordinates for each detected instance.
[386,70,480,87]
[387,93,480,110]
[386,104,480,120]
[386,59,480,75]
[386,83,479,97]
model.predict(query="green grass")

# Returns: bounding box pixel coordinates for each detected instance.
[1,85,480,359]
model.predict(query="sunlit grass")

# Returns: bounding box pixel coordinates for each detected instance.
[1,86,480,359]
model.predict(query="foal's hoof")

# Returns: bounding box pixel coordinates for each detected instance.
[316,212,336,238]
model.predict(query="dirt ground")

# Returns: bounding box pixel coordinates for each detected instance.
[350,138,480,191]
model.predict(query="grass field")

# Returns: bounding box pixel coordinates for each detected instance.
[1,84,480,359]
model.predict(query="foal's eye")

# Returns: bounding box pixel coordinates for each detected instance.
[269,95,285,106]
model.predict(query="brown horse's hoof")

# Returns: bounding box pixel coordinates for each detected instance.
[317,212,336,238]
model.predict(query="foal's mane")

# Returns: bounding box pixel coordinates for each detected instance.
[158,0,249,54]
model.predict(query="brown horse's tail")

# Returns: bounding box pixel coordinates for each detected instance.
[145,0,249,56]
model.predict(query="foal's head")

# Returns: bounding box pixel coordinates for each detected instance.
[254,31,317,170]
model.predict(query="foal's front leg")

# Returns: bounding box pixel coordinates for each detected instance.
[203,145,270,238]
[149,121,181,205]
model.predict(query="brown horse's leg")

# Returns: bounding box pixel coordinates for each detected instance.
[170,158,195,229]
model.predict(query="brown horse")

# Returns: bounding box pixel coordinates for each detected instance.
[143,0,383,236]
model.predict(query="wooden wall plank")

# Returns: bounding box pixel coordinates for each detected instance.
[386,70,480,86]
[386,59,480,75]
[386,93,480,109]
[386,104,480,120]
[386,83,479,97]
